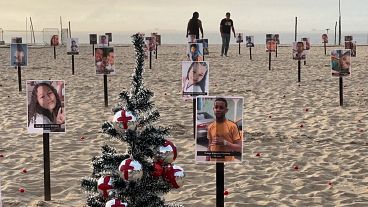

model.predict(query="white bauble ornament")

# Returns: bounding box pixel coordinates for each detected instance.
[112,109,137,133]
[105,199,128,207]
[164,164,185,189]
[157,140,177,164]
[97,176,113,198]
[118,158,143,181]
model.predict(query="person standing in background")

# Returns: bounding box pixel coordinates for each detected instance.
[220,12,236,57]
[186,12,204,40]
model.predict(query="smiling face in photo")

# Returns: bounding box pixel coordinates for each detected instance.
[37,85,56,112]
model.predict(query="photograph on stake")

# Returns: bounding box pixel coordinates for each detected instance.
[331,49,351,77]
[187,43,203,61]
[66,38,79,55]
[10,43,28,67]
[292,41,306,60]
[95,47,116,75]
[246,36,254,47]
[195,96,243,163]
[182,61,209,99]
[26,80,65,133]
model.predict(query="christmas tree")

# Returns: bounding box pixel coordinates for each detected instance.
[81,33,184,207]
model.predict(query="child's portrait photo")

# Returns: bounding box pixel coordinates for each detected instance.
[182,61,209,99]
[26,80,66,134]
[10,43,28,67]
[195,96,243,163]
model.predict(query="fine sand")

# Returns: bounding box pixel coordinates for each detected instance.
[0,43,367,207]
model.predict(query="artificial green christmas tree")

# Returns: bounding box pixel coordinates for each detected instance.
[81,33,184,207]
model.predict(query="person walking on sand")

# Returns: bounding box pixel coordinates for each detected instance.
[220,12,236,57]
[186,11,204,40]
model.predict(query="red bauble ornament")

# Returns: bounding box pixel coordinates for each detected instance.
[105,199,128,207]
[268,115,272,118]
[21,168,27,174]
[0,154,4,158]
[152,162,164,177]
[293,165,299,170]
[305,108,309,112]
[97,176,113,198]
[80,136,85,140]
[19,188,25,193]
[118,158,143,181]
[224,190,229,195]
[256,152,261,157]
[299,124,304,128]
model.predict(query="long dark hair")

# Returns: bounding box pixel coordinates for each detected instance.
[28,82,62,126]
[186,62,208,92]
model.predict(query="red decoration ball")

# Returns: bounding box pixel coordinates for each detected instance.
[305,108,309,112]
[328,181,333,186]
[224,190,229,195]
[256,152,261,157]
[19,188,25,193]
[21,168,27,174]
[268,115,272,118]
[80,136,85,140]
[293,165,299,170]
[0,154,4,158]
[299,124,304,128]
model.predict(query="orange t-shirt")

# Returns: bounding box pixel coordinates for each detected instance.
[207,119,241,161]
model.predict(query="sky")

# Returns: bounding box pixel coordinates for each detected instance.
[0,0,367,34]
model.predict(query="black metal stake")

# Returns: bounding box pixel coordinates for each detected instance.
[238,42,241,55]
[17,65,22,91]
[43,133,51,201]
[92,44,95,56]
[193,98,196,140]
[53,46,56,59]
[155,45,158,59]
[339,77,343,106]
[149,51,152,69]
[324,42,327,55]
[104,74,108,107]
[216,162,225,207]
[298,60,301,82]
[71,55,75,75]
[249,47,252,60]
[275,44,278,58]
[268,52,271,70]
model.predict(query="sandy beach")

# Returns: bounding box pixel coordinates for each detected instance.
[0,42,367,207]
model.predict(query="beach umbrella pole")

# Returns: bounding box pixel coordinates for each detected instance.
[275,44,278,57]
[92,44,95,56]
[155,45,158,59]
[104,74,108,107]
[324,42,327,55]
[238,42,241,55]
[53,46,56,59]
[43,133,51,201]
[216,162,225,207]
[149,51,152,69]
